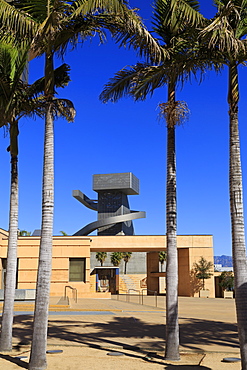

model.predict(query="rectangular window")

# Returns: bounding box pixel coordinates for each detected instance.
[69,258,86,282]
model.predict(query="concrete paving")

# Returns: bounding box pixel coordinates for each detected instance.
[2,295,238,354]
[0,295,242,369]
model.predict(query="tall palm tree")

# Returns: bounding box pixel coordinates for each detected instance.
[0,37,40,353]
[0,35,74,353]
[201,1,247,368]
[100,0,206,360]
[0,2,162,369]
[96,251,107,266]
[110,252,123,266]
[123,252,132,274]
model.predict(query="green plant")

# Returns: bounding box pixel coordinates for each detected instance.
[193,256,213,290]
[60,231,67,236]
[219,271,234,292]
[159,251,167,270]
[110,252,123,266]
[95,252,107,266]
[19,230,31,236]
[122,252,132,274]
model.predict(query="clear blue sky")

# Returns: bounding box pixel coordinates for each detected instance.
[0,0,247,256]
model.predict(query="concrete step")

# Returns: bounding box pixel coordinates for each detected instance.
[119,274,146,293]
[56,296,70,306]
[0,303,70,312]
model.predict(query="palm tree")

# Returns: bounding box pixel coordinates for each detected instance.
[100,0,206,360]
[0,36,74,354]
[0,2,161,369]
[159,251,167,272]
[110,252,123,266]
[123,252,132,274]
[0,37,39,353]
[200,1,247,367]
[96,252,107,266]
[0,2,167,368]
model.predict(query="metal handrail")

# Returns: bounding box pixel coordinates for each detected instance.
[64,285,77,303]
[128,288,141,294]
[128,289,141,304]
[141,288,158,307]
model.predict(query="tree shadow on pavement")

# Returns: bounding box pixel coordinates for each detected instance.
[9,313,238,366]
[164,366,211,370]
[179,317,238,352]
[11,314,239,352]
[0,354,28,369]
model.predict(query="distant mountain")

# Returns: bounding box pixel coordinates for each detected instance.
[214,255,233,267]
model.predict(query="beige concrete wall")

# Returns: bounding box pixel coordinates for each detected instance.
[178,248,190,296]
[0,230,214,298]
[188,237,214,297]
[147,252,160,294]
[90,235,213,251]
[0,232,92,297]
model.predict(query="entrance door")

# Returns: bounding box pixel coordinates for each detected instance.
[96,268,118,294]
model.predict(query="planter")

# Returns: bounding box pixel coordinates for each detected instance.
[224,291,234,299]
[199,289,209,298]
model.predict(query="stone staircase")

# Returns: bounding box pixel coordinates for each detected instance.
[56,296,70,305]
[119,274,146,294]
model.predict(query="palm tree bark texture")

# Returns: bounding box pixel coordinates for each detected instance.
[29,101,54,370]
[165,81,179,361]
[0,138,18,352]
[29,38,55,370]
[228,62,247,370]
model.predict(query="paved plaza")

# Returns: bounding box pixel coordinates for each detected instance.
[0,296,242,369]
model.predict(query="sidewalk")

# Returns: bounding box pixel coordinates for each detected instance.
[0,296,241,369]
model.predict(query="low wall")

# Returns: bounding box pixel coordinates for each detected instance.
[0,289,36,301]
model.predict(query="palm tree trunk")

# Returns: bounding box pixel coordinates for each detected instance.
[165,81,180,361]
[228,63,247,369]
[29,101,54,370]
[0,153,18,352]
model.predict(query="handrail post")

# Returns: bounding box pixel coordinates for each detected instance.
[74,288,77,303]
[64,285,77,303]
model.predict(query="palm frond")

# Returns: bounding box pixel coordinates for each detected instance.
[130,64,168,100]
[0,0,38,39]
[53,15,106,56]
[99,14,167,63]
[51,98,76,122]
[100,63,168,103]
[70,1,166,63]
[28,63,72,97]
[200,0,247,56]
[11,0,49,22]
[71,0,129,17]
[152,0,205,41]
[100,65,143,103]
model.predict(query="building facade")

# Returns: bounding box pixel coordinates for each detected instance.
[0,229,215,298]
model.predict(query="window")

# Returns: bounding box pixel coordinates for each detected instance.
[69,258,86,282]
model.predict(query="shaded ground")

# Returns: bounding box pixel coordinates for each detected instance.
[0,296,241,369]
